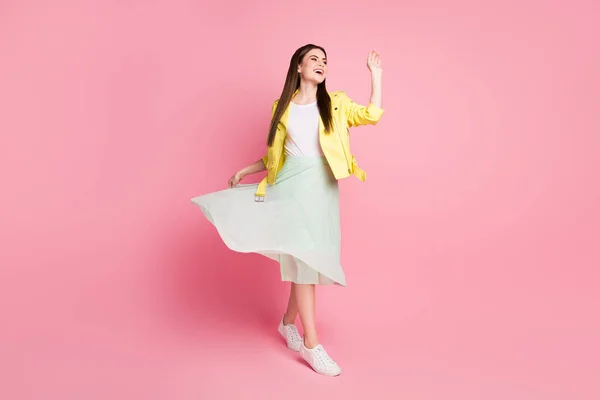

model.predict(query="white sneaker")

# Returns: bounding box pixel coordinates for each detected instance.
[300,341,342,376]
[277,317,302,352]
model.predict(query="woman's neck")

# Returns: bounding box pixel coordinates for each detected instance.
[293,82,318,104]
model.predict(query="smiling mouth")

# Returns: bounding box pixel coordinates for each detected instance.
[314,69,324,75]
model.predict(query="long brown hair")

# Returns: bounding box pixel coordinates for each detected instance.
[267,44,333,147]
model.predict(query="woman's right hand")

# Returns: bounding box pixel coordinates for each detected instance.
[228,171,244,188]
[227,159,266,188]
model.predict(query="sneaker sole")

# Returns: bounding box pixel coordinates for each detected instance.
[304,361,342,377]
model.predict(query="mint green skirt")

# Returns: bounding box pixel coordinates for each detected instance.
[190,156,345,286]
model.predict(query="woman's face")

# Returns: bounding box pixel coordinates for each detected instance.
[298,48,328,84]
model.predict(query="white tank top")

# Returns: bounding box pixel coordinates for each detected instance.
[284,101,325,157]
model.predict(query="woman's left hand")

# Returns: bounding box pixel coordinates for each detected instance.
[367,49,382,74]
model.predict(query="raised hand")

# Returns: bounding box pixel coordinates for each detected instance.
[367,49,382,74]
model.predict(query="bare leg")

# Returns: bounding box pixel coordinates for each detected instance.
[295,283,319,348]
[283,283,298,325]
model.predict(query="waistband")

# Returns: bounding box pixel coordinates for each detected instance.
[254,157,365,202]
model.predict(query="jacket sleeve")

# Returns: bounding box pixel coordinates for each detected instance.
[343,92,385,127]
[261,99,280,167]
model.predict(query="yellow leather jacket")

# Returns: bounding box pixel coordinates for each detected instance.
[255,90,384,201]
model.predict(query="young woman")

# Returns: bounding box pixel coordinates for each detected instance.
[191,44,383,376]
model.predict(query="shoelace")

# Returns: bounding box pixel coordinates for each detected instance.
[287,325,302,343]
[315,347,335,364]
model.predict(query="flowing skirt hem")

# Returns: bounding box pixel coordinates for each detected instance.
[195,202,346,287]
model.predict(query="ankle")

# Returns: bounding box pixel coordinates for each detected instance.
[283,314,296,326]
[303,335,319,349]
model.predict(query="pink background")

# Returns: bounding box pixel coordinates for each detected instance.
[1,1,598,399]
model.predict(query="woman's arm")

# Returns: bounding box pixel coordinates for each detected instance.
[368,49,382,109]
[345,50,384,127]
[228,158,267,188]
